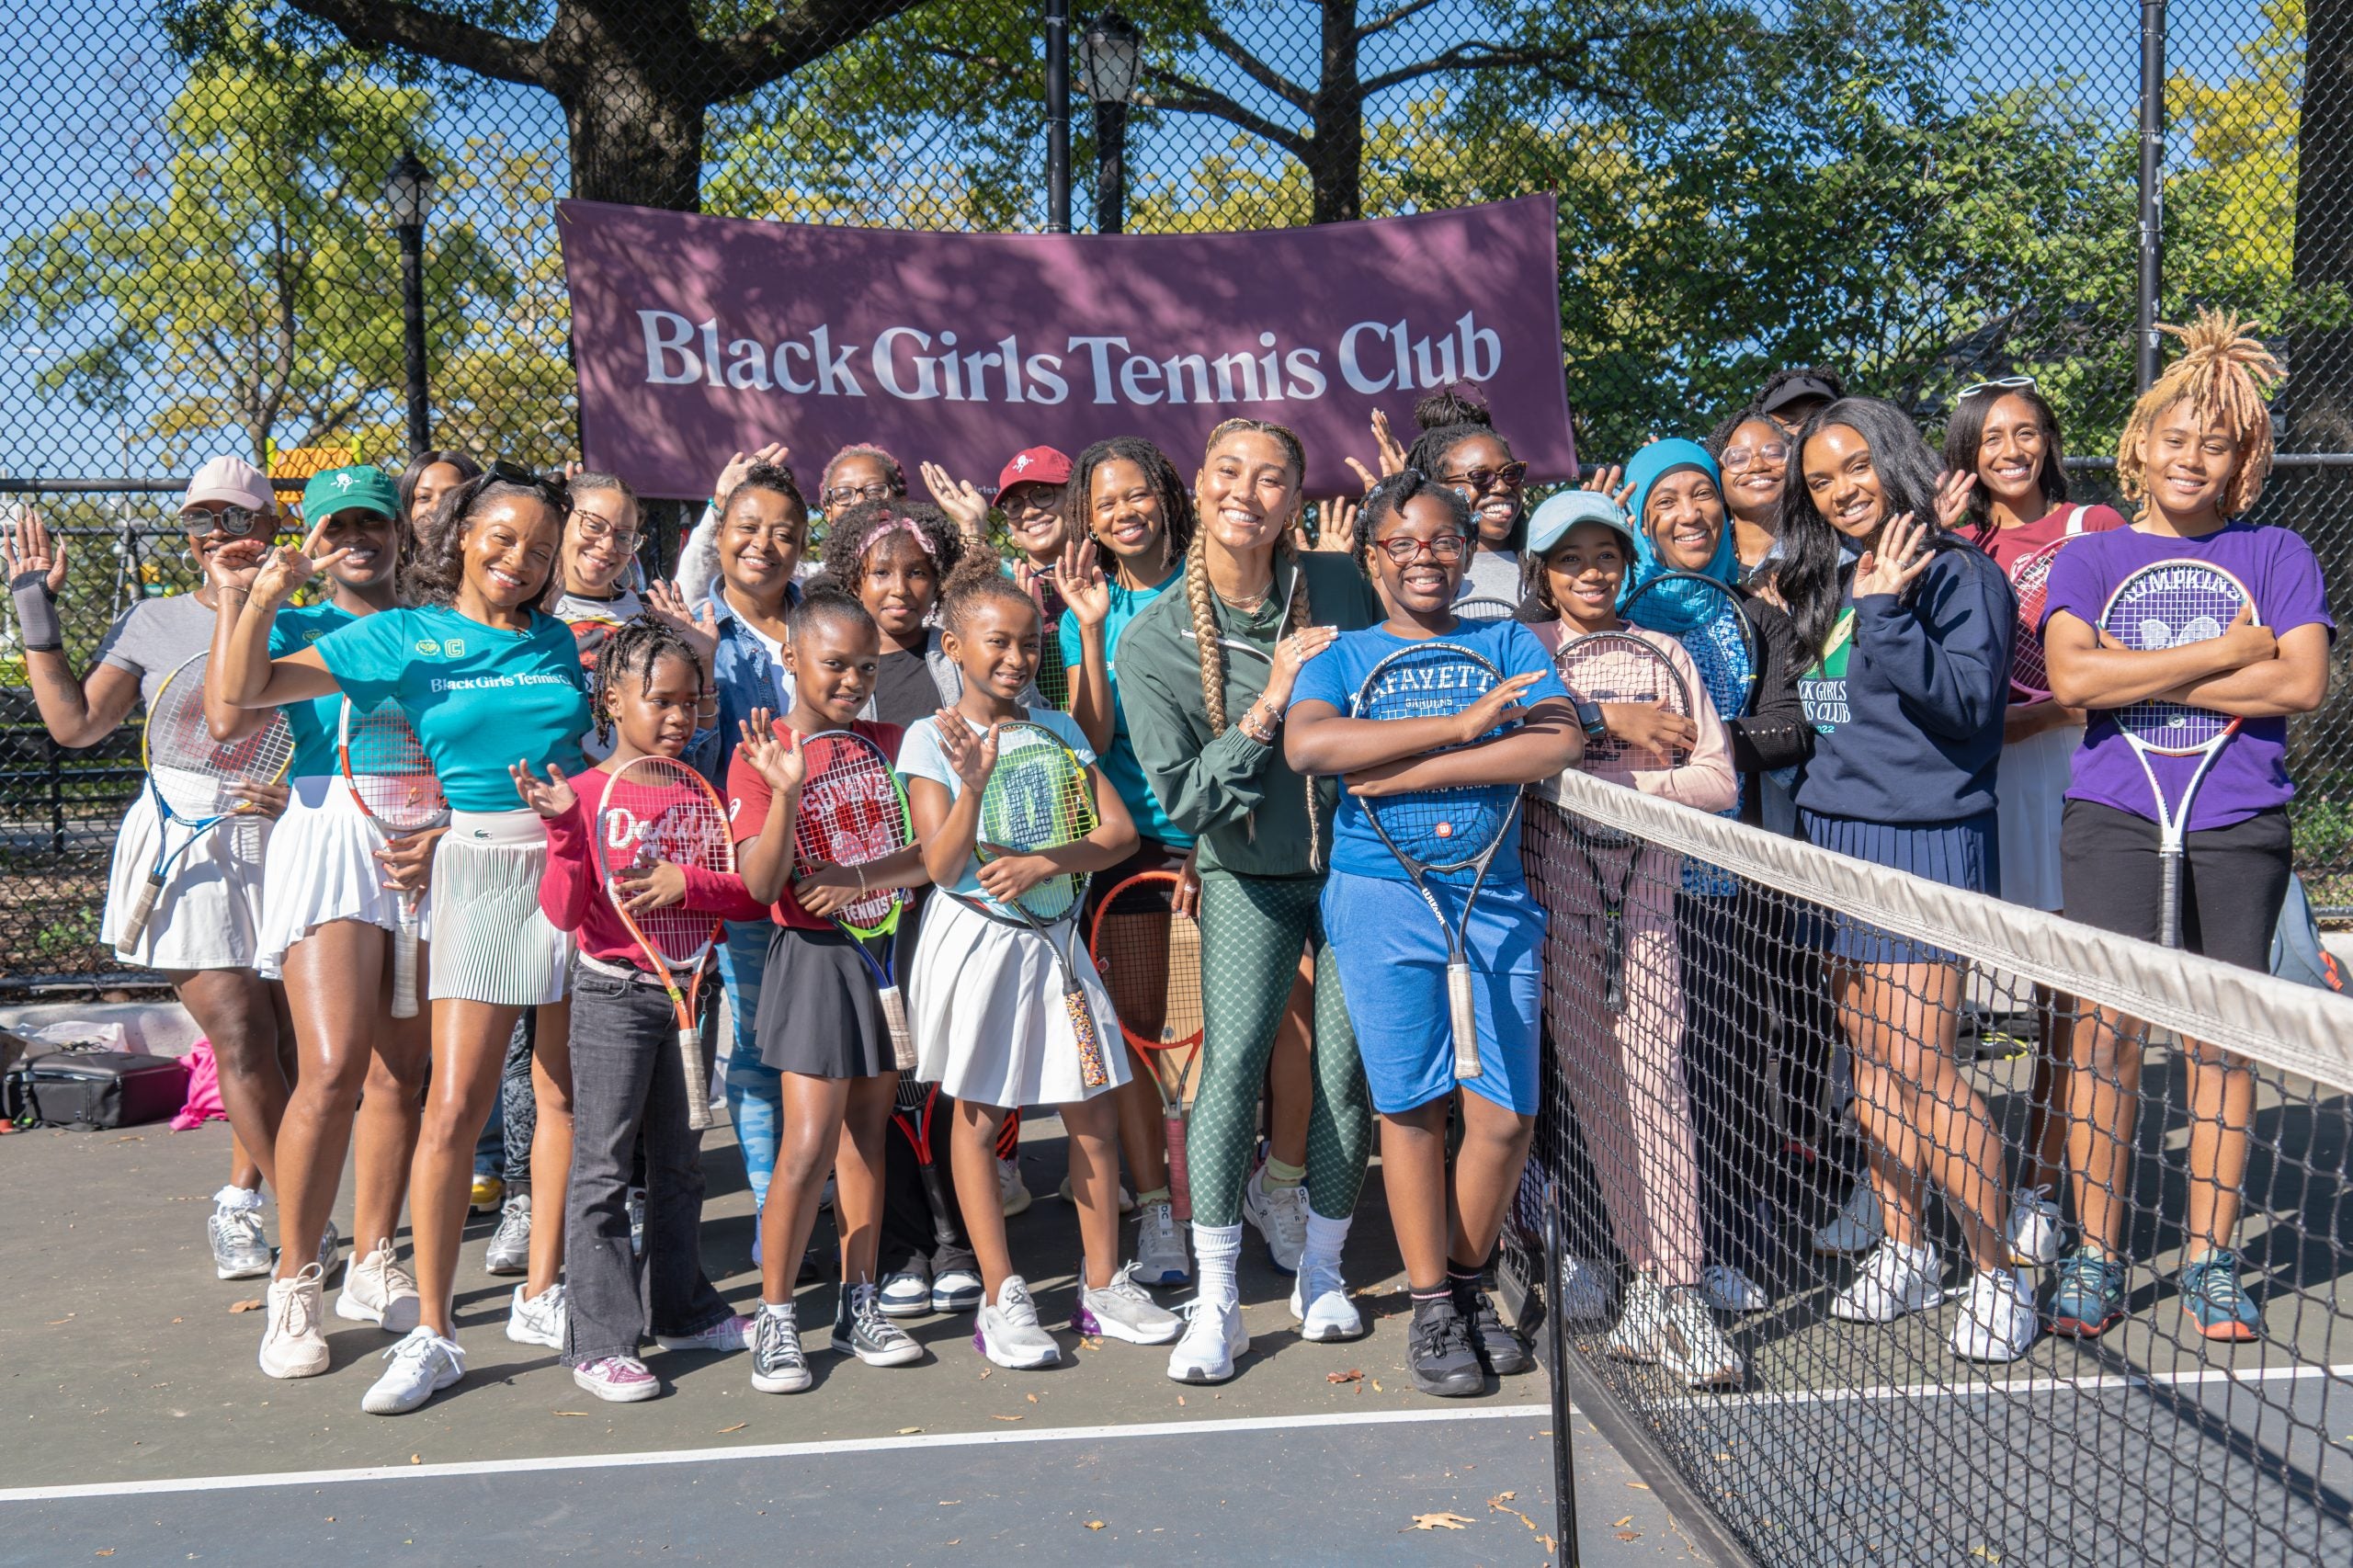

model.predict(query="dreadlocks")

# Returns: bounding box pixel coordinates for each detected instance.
[2117,309,2283,521]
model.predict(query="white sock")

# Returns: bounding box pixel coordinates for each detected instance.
[214,1184,263,1210]
[1192,1222,1242,1300]
[760,1299,795,1321]
[1892,1239,1937,1271]
[1302,1210,1352,1271]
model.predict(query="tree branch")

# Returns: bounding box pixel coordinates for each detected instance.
[1356,0,1446,44]
[1197,20,1313,114]
[1360,40,1617,100]
[1142,69,1310,159]
[703,0,927,100]
[285,0,547,88]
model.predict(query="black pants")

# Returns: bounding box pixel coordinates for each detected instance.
[877,890,980,1281]
[563,960,732,1367]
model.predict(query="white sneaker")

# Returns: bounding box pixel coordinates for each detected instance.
[1058,1174,1136,1213]
[258,1263,330,1380]
[1290,1256,1366,1342]
[1557,1255,1615,1324]
[209,1195,270,1280]
[973,1275,1061,1369]
[1813,1183,1885,1256]
[1166,1292,1247,1383]
[931,1267,984,1314]
[879,1268,932,1318]
[573,1354,660,1403]
[337,1237,422,1334]
[1660,1288,1744,1388]
[1701,1263,1768,1314]
[1830,1242,1945,1323]
[506,1282,567,1348]
[360,1326,464,1415]
[1605,1274,1668,1362]
[997,1158,1031,1218]
[1133,1200,1190,1286]
[1078,1264,1183,1345]
[2006,1184,2063,1267]
[1242,1165,1308,1273]
[1950,1267,2039,1362]
[655,1312,751,1353]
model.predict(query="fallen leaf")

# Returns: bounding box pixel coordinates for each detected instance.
[938,1500,961,1506]
[1489,1495,1536,1529]
[1078,1336,1102,1350]
[1540,1535,1556,1553]
[408,1455,420,1465]
[170,1318,182,1324]
[716,1423,746,1434]
[553,1411,590,1418]
[1176,1395,1187,1405]
[898,1426,924,1435]
[47,1314,76,1325]
[1370,1380,1383,1392]
[1617,1530,1642,1541]
[227,1300,263,1313]
[1626,1482,1650,1490]
[1614,1516,1633,1528]
[324,1518,335,1524]
[1970,1549,2001,1564]
[990,1415,1023,1422]
[1406,1513,1473,1531]
[1490,1491,1516,1502]
[95,1552,115,1559]
[1084,1521,1106,1531]
[1026,1392,1039,1404]
[1327,1368,1364,1384]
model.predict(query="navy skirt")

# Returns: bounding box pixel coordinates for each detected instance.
[1798,810,1999,967]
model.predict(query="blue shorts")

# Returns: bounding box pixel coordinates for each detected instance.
[1321,869,1544,1117]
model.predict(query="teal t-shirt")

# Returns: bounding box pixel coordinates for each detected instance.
[1058,573,1193,850]
[313,604,591,812]
[268,601,357,781]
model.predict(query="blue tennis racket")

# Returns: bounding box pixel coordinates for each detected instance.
[1350,641,1522,1081]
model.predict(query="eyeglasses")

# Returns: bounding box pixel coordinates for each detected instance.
[178,504,267,539]
[1374,534,1470,566]
[1720,440,1790,472]
[1958,375,2037,401]
[824,481,896,507]
[1439,461,1529,494]
[568,506,639,550]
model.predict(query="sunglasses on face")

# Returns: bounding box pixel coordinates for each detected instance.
[178,504,268,539]
[1374,533,1470,566]
[1721,441,1790,472]
[1958,375,2037,401]
[1440,461,1529,494]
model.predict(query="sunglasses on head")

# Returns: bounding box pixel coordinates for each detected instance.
[1958,375,2038,401]
[475,460,571,510]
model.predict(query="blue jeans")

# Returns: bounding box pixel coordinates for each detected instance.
[717,921,780,1214]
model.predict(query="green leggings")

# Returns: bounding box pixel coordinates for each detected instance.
[1186,870,1371,1228]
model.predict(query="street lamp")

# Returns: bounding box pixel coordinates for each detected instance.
[381,150,436,457]
[1077,9,1142,235]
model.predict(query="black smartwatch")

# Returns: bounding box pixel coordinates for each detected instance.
[1573,697,1608,743]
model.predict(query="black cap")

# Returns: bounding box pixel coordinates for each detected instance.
[1757,373,1840,415]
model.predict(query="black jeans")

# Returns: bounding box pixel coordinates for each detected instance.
[472,1009,537,1188]
[563,960,732,1367]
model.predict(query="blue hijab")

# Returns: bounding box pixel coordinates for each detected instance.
[1620,439,1738,633]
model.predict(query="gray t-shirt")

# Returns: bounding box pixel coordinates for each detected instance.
[1458,546,1523,608]
[93,593,217,710]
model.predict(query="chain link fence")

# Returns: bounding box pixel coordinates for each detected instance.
[0,0,2345,990]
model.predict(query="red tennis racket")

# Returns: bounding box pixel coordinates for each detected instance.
[2006,536,2072,702]
[597,756,732,1131]
[794,728,917,1071]
[1087,870,1205,1221]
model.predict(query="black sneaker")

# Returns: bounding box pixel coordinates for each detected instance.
[1406,1295,1484,1398]
[832,1282,924,1366]
[750,1305,811,1394]
[1455,1278,1533,1376]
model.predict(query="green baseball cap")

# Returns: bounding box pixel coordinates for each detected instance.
[301,465,399,525]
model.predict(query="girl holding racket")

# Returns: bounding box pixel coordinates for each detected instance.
[2042,312,2334,1341]
[216,464,592,1415]
[726,590,936,1392]
[1778,397,2034,1362]
[901,556,1181,1369]
[1286,470,1582,1398]
[1939,381,2126,1276]
[520,618,765,1402]
[205,466,435,1376]
[1117,418,1382,1381]
[8,459,295,1281]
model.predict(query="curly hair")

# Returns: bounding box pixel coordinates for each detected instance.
[1943,382,2069,542]
[2116,309,2282,521]
[1351,467,1475,574]
[589,617,704,751]
[817,498,962,592]
[1066,437,1197,562]
[938,549,1040,639]
[406,472,567,609]
[720,460,807,524]
[1412,382,1494,433]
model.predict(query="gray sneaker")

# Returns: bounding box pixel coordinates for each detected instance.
[974,1275,1062,1369]
[750,1304,812,1394]
[832,1282,924,1366]
[484,1194,531,1276]
[210,1199,270,1280]
[313,1218,341,1282]
[1077,1264,1182,1345]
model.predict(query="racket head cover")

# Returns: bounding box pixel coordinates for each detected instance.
[1086,869,1204,1053]
[597,755,733,966]
[793,727,913,938]
[2099,560,2253,754]
[976,720,1097,923]
[337,696,449,832]
[142,651,295,819]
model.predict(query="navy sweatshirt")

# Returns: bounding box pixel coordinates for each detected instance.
[1795,542,2014,825]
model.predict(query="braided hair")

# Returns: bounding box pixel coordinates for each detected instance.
[1066,437,1197,565]
[2116,309,2282,521]
[589,616,704,751]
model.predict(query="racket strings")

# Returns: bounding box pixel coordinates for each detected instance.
[601,762,733,964]
[1557,635,1693,773]
[795,734,911,931]
[2106,569,2246,748]
[1091,880,1204,1050]
[146,661,295,818]
[1354,644,1520,877]
[343,707,446,832]
[979,727,1097,921]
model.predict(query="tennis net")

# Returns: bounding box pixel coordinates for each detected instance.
[1501,767,2353,1568]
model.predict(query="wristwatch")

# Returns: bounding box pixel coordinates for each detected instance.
[1573,697,1608,743]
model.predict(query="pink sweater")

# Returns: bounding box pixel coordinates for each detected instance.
[1534,620,1737,813]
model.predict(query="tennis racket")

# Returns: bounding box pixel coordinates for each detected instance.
[1620,570,1758,720]
[2005,537,2073,702]
[597,756,733,1130]
[1451,595,1522,622]
[119,652,295,947]
[973,720,1112,1090]
[890,1077,961,1253]
[2097,559,2256,949]
[794,728,917,1071]
[338,696,449,1018]
[1554,631,1694,1014]
[1088,870,1205,1221]
[1350,642,1524,1081]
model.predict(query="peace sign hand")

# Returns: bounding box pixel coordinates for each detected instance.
[247,518,350,607]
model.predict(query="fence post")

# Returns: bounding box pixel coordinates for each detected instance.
[1044,0,1072,233]
[2136,0,2168,391]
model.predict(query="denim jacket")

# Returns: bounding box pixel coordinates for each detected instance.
[688,578,801,785]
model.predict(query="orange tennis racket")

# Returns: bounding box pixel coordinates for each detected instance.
[1087,870,1204,1220]
[597,756,731,1131]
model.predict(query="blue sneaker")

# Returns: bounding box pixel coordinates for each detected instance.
[2046,1249,2125,1337]
[2178,1249,2261,1342]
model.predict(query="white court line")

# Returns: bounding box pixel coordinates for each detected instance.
[1658,1360,2353,1412]
[0,1403,1553,1504]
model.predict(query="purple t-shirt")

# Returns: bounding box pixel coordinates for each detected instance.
[2041,521,2335,830]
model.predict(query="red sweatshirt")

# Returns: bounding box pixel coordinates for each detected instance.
[539,763,767,971]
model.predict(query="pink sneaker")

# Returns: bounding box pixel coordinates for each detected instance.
[655,1312,753,1353]
[573,1355,660,1403]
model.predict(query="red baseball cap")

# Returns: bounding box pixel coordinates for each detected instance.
[995,446,1073,498]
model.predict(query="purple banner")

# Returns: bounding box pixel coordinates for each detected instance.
[557,198,1573,501]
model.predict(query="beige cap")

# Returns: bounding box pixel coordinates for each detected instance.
[182,455,274,513]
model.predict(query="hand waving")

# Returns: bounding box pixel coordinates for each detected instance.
[510,761,578,820]
[735,709,806,795]
[4,508,67,594]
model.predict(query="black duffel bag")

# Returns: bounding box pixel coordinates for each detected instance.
[1,1043,188,1131]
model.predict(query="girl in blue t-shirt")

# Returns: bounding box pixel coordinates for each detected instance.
[216,465,590,1419]
[1284,470,1582,1400]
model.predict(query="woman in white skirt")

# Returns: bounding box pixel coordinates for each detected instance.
[214,463,590,1417]
[899,557,1181,1370]
[202,465,437,1378]
[6,458,297,1283]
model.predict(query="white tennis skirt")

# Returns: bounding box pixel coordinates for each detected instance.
[1996,722,2081,915]
[909,891,1128,1109]
[101,788,270,972]
[426,809,571,1006]
[256,776,438,978]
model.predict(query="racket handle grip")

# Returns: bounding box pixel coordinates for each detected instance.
[1165,1106,1190,1224]
[1068,991,1110,1091]
[390,898,421,1020]
[120,876,163,948]
[679,1025,713,1131]
[879,984,916,1073]
[1447,961,1483,1081]
[2158,848,2186,950]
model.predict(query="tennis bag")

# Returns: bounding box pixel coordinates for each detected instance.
[1,1043,189,1130]
[2270,874,2346,994]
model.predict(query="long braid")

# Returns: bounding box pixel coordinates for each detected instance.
[1186,528,1228,734]
[1276,534,1325,871]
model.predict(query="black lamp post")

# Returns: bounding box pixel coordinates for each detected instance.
[1078,10,1142,234]
[382,151,436,456]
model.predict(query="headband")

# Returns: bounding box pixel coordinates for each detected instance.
[858,516,933,562]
